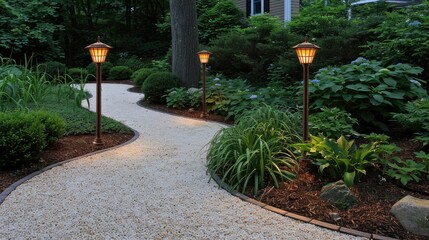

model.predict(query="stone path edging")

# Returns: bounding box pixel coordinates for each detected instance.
[209,173,398,240]
[0,128,140,206]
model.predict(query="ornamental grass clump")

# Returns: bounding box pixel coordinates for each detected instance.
[207,106,301,195]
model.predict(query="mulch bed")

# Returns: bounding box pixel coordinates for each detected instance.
[0,133,133,193]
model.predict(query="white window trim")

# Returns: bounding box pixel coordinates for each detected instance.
[251,0,264,16]
[284,0,291,21]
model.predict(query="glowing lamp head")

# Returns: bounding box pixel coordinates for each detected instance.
[197,50,212,64]
[85,36,112,64]
[292,39,320,65]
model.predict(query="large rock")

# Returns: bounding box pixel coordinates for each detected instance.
[320,180,357,209]
[391,195,429,236]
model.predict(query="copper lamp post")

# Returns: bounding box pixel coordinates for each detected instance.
[85,36,112,146]
[292,38,320,141]
[197,50,212,118]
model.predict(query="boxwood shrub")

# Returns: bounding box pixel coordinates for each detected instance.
[32,111,66,146]
[131,68,157,86]
[108,66,133,80]
[67,68,89,81]
[0,112,46,169]
[142,72,181,103]
[37,61,67,83]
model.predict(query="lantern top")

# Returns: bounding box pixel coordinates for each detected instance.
[291,37,320,50]
[197,50,212,56]
[85,36,113,50]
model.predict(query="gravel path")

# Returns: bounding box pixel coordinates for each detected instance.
[0,83,362,239]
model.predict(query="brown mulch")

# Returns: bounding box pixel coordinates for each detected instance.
[0,133,133,193]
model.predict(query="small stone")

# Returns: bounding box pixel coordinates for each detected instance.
[391,195,429,236]
[188,108,195,112]
[320,180,357,209]
[329,212,341,221]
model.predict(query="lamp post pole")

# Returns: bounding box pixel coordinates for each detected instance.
[302,63,310,141]
[94,62,102,145]
[201,62,208,118]
[85,36,112,146]
[292,38,320,142]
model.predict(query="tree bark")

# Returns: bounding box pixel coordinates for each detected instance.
[170,0,200,88]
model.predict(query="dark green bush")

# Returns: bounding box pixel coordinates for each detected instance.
[115,55,148,71]
[37,61,67,83]
[67,68,89,81]
[0,112,46,170]
[31,111,66,146]
[131,68,157,86]
[108,66,133,80]
[86,62,113,81]
[142,72,181,103]
[309,107,358,139]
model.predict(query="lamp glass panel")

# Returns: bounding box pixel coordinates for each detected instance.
[295,47,317,64]
[198,53,210,64]
[89,48,109,63]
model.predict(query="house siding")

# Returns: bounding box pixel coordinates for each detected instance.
[234,0,300,20]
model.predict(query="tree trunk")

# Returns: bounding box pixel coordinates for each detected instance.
[170,0,200,88]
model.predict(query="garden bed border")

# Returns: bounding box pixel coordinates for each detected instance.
[0,128,139,206]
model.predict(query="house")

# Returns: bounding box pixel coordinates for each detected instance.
[234,0,300,22]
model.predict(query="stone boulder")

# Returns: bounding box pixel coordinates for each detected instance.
[391,195,429,236]
[320,180,357,209]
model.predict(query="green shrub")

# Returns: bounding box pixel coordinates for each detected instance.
[86,62,113,81]
[37,61,67,83]
[142,72,181,103]
[393,98,429,132]
[293,134,386,186]
[108,66,133,80]
[116,55,147,71]
[309,107,358,139]
[67,68,89,81]
[131,68,157,86]
[0,112,46,170]
[385,158,425,186]
[309,58,427,131]
[207,106,301,195]
[165,87,202,110]
[31,111,66,146]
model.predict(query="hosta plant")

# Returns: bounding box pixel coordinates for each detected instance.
[294,135,383,186]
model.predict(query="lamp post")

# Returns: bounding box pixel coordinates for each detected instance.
[292,38,320,141]
[197,50,212,118]
[85,36,112,146]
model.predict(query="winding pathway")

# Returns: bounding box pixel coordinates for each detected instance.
[0,83,361,239]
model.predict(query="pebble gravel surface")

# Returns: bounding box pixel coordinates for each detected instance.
[0,83,363,239]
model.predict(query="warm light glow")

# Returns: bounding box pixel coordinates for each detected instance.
[197,50,212,64]
[85,37,112,64]
[88,48,109,63]
[292,40,320,65]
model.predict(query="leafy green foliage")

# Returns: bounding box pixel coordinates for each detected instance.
[115,55,148,71]
[309,107,358,139]
[209,15,298,85]
[142,72,181,103]
[310,58,427,131]
[86,62,113,81]
[386,158,425,186]
[108,66,133,80]
[165,87,201,109]
[363,1,429,81]
[393,98,429,132]
[207,106,301,195]
[67,68,89,81]
[0,0,64,60]
[131,68,157,86]
[294,135,385,186]
[198,0,247,44]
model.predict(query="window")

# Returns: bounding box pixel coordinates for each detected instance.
[246,0,269,17]
[252,0,263,15]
